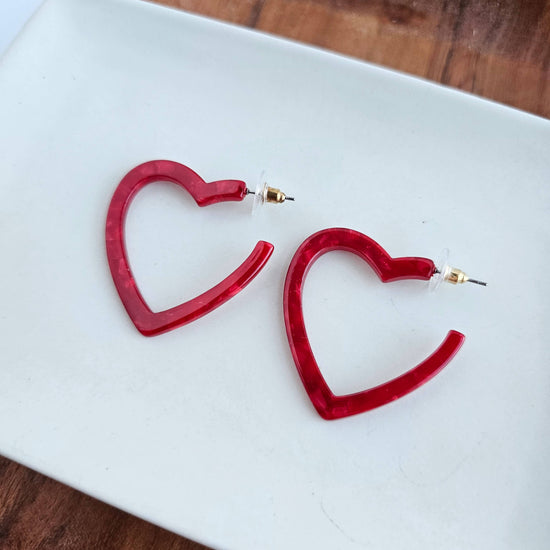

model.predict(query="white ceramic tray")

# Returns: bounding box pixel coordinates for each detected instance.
[1,1,549,548]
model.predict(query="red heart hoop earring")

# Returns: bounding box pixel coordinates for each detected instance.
[283,228,486,420]
[106,160,293,336]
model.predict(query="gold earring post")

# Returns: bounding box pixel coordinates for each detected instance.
[437,266,487,286]
[247,184,294,205]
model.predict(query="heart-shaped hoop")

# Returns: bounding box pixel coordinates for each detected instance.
[283,228,465,420]
[106,160,273,336]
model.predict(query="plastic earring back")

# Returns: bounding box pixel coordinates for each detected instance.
[106,160,292,336]
[250,171,294,214]
[430,248,487,291]
[283,228,485,420]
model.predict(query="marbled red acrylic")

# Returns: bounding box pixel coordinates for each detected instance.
[283,228,465,420]
[106,160,273,336]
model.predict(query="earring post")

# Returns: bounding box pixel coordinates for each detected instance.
[467,278,487,286]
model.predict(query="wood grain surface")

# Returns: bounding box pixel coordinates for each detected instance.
[156,0,550,118]
[1,1,549,549]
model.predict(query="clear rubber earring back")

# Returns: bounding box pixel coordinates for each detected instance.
[252,171,268,215]
[429,248,450,292]
[250,171,294,215]
[429,248,487,291]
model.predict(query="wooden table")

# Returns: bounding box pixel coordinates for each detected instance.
[1,1,548,548]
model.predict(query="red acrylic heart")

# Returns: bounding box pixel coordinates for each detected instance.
[283,228,465,420]
[106,160,273,336]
